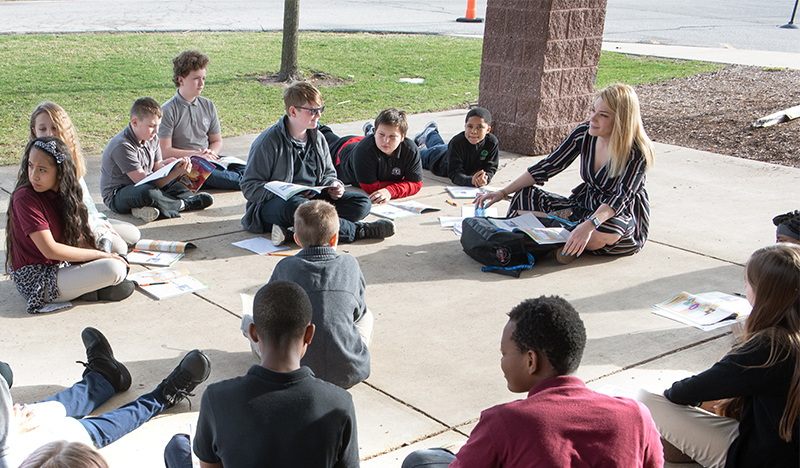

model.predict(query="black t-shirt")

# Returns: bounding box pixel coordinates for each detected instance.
[194,365,359,467]
[336,135,422,187]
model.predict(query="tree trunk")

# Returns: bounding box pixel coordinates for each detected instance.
[278,0,301,82]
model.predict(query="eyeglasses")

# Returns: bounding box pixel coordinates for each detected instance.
[297,105,326,116]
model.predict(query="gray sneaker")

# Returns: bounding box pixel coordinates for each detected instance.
[271,224,287,246]
[363,121,375,136]
[131,206,160,223]
[413,121,438,148]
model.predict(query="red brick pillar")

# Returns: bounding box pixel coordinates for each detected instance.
[478,0,607,156]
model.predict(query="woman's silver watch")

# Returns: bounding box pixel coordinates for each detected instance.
[587,216,601,229]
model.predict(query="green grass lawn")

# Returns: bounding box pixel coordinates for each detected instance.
[0,31,722,165]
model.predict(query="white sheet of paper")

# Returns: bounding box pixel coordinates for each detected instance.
[39,302,73,313]
[232,237,290,255]
[134,159,181,186]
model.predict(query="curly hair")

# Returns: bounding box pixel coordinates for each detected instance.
[29,102,86,178]
[253,281,313,347]
[507,295,586,375]
[172,50,210,87]
[5,137,95,274]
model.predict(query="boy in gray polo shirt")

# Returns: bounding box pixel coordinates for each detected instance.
[158,50,245,191]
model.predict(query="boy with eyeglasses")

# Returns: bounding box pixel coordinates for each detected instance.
[240,82,394,246]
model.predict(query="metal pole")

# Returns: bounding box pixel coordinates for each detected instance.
[780,0,799,29]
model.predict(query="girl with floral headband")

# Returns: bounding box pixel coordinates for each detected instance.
[29,101,140,254]
[5,136,133,314]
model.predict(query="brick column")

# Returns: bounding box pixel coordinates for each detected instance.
[478,0,607,156]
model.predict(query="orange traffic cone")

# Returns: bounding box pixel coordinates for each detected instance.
[457,0,483,23]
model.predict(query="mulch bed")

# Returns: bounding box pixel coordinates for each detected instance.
[635,65,800,167]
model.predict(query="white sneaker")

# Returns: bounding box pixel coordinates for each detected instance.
[271,224,287,246]
[131,206,160,223]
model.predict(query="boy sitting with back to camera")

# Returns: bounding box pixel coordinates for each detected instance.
[100,97,213,223]
[402,295,663,468]
[165,281,360,468]
[242,199,372,389]
[413,107,499,188]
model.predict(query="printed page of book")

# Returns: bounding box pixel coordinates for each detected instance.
[127,268,190,285]
[126,250,184,267]
[489,213,569,244]
[652,291,751,330]
[390,201,440,214]
[370,204,419,220]
[135,275,209,300]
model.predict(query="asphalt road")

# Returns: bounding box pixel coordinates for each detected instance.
[0,0,798,53]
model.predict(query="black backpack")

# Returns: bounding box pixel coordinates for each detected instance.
[460,217,562,277]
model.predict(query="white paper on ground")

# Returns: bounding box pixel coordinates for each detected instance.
[232,237,290,254]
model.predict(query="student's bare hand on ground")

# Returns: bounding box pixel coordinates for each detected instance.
[471,170,488,187]
[369,188,391,204]
[562,222,594,257]
[326,182,345,200]
[13,404,41,434]
[474,190,503,208]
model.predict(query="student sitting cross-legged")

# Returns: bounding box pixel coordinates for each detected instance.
[240,82,393,246]
[100,97,213,223]
[158,50,245,191]
[242,199,372,389]
[402,295,664,468]
[165,281,360,468]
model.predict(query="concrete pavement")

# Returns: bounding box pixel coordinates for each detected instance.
[1,109,794,467]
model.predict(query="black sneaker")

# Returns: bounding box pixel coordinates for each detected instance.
[78,327,132,393]
[354,219,395,240]
[182,193,213,212]
[158,349,211,408]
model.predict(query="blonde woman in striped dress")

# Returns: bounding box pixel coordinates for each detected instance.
[476,83,655,261]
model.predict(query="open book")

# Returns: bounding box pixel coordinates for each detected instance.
[215,155,247,169]
[135,155,214,194]
[489,213,570,245]
[127,268,209,300]
[126,239,196,267]
[264,181,337,201]
[370,201,440,220]
[652,291,752,331]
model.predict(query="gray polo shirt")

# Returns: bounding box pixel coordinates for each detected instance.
[159,91,221,150]
[100,125,162,205]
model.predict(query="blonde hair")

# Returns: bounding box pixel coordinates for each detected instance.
[294,200,339,247]
[597,84,655,178]
[729,244,800,442]
[29,102,85,178]
[19,441,110,468]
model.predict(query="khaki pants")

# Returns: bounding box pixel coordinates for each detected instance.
[636,388,739,468]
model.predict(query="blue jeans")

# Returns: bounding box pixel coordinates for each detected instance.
[402,448,456,468]
[43,371,168,448]
[257,191,371,243]
[164,433,193,468]
[107,182,193,218]
[419,130,448,177]
[203,162,246,191]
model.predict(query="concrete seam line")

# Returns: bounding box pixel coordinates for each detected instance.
[647,239,746,267]
[585,331,732,384]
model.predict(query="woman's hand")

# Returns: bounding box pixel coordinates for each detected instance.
[474,190,504,209]
[562,221,595,257]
